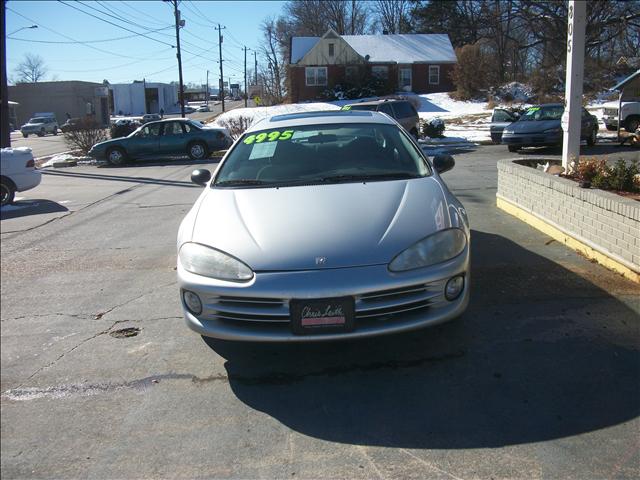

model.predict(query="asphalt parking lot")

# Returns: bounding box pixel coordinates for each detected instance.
[1,144,639,479]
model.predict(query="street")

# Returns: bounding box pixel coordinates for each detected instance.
[8,99,246,159]
[1,145,639,478]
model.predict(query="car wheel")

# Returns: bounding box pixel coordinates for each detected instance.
[22,133,28,138]
[1,179,16,207]
[605,124,617,131]
[625,117,640,133]
[37,128,45,137]
[52,127,58,135]
[508,145,520,152]
[188,141,208,160]
[106,147,127,166]
[587,128,597,146]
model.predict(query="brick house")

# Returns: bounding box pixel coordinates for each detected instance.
[289,29,457,103]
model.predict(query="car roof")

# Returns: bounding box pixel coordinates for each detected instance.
[247,110,396,132]
[345,99,406,106]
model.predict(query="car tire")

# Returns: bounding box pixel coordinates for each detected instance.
[587,128,597,146]
[625,116,640,133]
[605,124,617,131]
[508,145,520,152]
[106,147,127,166]
[188,141,208,160]
[1,178,16,207]
[22,133,28,138]
[37,128,45,137]
[52,127,58,135]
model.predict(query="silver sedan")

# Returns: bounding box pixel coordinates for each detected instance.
[177,111,470,342]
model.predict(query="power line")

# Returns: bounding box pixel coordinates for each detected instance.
[7,26,173,44]
[57,1,174,47]
[6,6,163,60]
[116,0,169,26]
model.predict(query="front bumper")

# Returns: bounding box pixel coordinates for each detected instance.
[501,132,562,147]
[177,247,470,342]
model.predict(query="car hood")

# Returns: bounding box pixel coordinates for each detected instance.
[190,178,452,271]
[91,137,130,150]
[507,119,560,134]
[22,123,45,128]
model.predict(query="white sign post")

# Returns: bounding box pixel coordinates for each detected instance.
[562,0,586,173]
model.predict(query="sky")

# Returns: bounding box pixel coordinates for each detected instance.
[6,0,286,87]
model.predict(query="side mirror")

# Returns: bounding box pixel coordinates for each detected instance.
[432,154,455,174]
[191,169,211,186]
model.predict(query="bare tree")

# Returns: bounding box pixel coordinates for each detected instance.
[14,53,47,83]
[374,0,412,34]
[261,18,286,103]
[283,0,371,36]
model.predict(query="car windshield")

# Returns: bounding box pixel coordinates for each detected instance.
[29,118,46,124]
[518,106,564,121]
[214,123,431,188]
[187,120,202,130]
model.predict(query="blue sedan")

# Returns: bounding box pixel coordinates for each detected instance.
[89,119,233,165]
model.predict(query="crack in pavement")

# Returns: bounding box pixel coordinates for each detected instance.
[13,283,177,386]
[1,312,94,323]
[3,350,465,401]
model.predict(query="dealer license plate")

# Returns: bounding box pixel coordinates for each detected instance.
[289,297,355,335]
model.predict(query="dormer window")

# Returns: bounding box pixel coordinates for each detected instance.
[328,43,335,57]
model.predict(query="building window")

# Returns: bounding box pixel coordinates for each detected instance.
[305,67,328,86]
[429,65,440,85]
[328,43,335,57]
[371,65,389,79]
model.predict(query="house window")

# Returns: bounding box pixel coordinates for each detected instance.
[345,66,358,81]
[305,67,328,86]
[429,65,440,85]
[328,43,335,57]
[399,67,412,89]
[371,65,389,79]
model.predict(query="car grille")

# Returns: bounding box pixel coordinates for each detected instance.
[604,108,618,116]
[199,280,447,325]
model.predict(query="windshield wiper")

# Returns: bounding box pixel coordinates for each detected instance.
[215,179,268,187]
[316,172,421,183]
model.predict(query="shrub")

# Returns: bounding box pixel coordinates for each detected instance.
[216,115,254,139]
[422,117,445,138]
[578,158,639,192]
[576,158,608,183]
[63,118,109,154]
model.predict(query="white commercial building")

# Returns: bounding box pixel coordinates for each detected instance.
[109,82,179,116]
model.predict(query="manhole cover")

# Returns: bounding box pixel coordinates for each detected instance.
[110,327,140,338]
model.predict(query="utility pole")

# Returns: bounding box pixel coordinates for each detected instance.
[171,0,185,118]
[206,69,209,107]
[1,0,10,148]
[217,24,226,112]
[244,46,248,107]
[254,51,258,86]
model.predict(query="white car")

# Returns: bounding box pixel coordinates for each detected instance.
[197,105,210,112]
[1,147,42,206]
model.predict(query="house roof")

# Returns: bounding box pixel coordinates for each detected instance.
[610,69,640,91]
[290,33,456,64]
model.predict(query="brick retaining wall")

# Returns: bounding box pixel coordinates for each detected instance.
[497,159,639,274]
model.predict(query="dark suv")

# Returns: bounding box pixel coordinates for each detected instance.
[342,99,420,138]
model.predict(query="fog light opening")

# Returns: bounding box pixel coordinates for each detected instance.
[445,275,465,301]
[183,290,203,315]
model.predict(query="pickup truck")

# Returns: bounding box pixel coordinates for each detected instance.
[602,100,640,132]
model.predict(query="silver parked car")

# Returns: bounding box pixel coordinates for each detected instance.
[177,110,470,342]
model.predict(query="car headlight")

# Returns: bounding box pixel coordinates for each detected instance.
[389,229,467,272]
[179,242,253,281]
